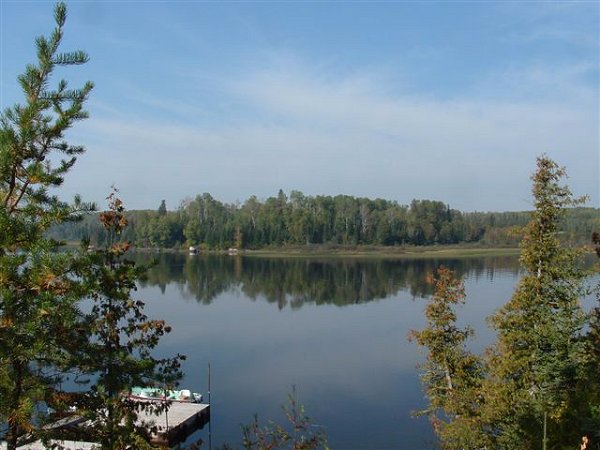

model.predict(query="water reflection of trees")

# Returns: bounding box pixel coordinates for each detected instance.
[137,254,520,309]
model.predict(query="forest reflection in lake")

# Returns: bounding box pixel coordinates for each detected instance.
[138,253,520,307]
[134,253,521,449]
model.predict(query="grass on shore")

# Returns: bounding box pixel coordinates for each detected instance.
[241,245,520,259]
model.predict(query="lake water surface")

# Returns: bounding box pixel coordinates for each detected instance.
[135,253,522,449]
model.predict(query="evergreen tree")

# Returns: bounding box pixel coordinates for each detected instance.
[487,156,589,448]
[413,156,597,449]
[579,232,600,442]
[0,4,93,448]
[158,199,167,216]
[410,267,488,449]
[73,191,184,448]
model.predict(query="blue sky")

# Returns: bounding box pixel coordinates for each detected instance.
[1,1,598,211]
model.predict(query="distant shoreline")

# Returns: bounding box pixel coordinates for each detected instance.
[119,244,522,259]
[240,245,521,259]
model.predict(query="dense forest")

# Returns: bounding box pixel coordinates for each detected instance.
[49,190,599,249]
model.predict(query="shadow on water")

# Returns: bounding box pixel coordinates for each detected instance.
[137,253,522,308]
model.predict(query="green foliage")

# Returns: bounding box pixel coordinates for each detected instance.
[414,156,598,449]
[71,191,184,448]
[49,192,598,251]
[487,157,590,448]
[158,199,167,216]
[0,3,94,448]
[410,267,489,449]
[1,8,184,449]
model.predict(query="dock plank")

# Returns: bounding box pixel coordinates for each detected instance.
[142,402,210,446]
[1,441,98,450]
[1,401,210,449]
[140,401,209,430]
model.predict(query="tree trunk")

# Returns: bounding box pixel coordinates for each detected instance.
[445,365,454,391]
[7,361,24,450]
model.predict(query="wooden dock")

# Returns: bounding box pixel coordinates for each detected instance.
[144,401,210,446]
[1,441,98,449]
[1,401,210,449]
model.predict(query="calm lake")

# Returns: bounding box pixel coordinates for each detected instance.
[134,253,523,450]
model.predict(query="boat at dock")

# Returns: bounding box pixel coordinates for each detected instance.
[128,386,203,403]
[10,401,210,448]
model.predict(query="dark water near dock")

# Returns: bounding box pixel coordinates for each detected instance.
[135,253,522,449]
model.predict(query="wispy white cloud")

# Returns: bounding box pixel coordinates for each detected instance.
[472,60,598,105]
[64,53,598,212]
[5,0,597,215]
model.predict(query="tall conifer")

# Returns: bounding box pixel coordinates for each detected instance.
[0,4,93,448]
[410,267,488,449]
[486,156,589,447]
[414,156,597,449]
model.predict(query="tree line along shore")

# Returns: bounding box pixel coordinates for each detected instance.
[49,192,598,251]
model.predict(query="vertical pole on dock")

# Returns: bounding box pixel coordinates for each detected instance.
[208,362,212,450]
[165,396,169,431]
